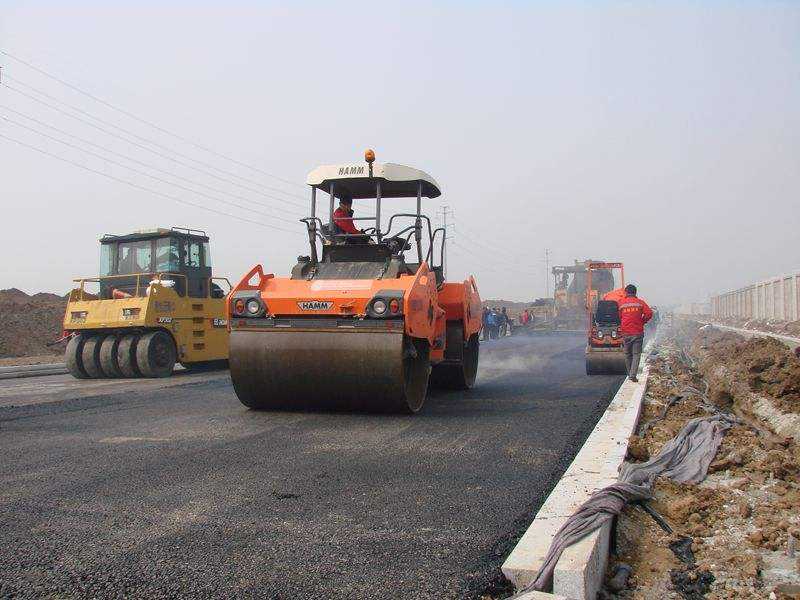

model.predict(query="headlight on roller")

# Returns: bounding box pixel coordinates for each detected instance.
[232,295,266,318]
[372,299,387,315]
[367,292,403,318]
[246,298,262,315]
[597,330,604,339]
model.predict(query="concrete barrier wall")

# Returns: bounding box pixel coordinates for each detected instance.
[711,271,800,321]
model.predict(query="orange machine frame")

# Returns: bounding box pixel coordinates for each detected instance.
[586,262,625,349]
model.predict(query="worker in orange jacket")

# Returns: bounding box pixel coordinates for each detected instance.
[617,284,653,382]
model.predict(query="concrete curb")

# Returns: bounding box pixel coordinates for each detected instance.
[502,338,656,599]
[513,591,572,600]
[0,363,68,380]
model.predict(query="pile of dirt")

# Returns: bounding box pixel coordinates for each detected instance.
[694,327,800,415]
[0,288,67,358]
[604,320,800,600]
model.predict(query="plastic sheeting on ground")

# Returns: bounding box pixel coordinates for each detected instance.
[513,413,735,596]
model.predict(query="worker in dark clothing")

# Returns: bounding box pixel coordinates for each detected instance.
[481,307,490,340]
[487,309,499,339]
[618,284,653,382]
[332,195,361,237]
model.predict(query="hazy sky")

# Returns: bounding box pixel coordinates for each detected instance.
[1,1,798,304]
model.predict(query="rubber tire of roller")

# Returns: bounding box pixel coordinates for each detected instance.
[65,333,90,379]
[401,337,431,414]
[136,330,176,378]
[99,335,123,377]
[117,333,142,378]
[81,335,107,378]
[430,324,479,390]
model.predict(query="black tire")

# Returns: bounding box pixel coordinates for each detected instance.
[395,337,431,414]
[430,323,480,390]
[136,330,176,378]
[99,335,123,377]
[81,335,107,378]
[65,333,90,379]
[117,333,141,378]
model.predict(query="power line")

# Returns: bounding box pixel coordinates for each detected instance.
[543,248,551,297]
[454,222,524,263]
[1,114,301,227]
[0,130,300,235]
[0,103,296,219]
[450,239,537,277]
[0,49,305,190]
[1,76,308,208]
[452,223,539,276]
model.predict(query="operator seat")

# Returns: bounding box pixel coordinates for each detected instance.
[594,300,621,326]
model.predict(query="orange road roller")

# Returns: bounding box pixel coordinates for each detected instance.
[228,150,482,413]
[585,261,629,375]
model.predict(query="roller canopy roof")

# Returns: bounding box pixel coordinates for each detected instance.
[306,162,441,199]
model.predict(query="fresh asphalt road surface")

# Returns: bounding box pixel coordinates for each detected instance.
[0,333,623,600]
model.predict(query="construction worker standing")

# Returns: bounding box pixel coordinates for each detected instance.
[618,284,653,382]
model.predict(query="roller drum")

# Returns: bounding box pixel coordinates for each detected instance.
[230,329,430,413]
[585,347,628,375]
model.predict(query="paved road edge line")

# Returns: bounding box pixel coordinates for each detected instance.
[0,363,66,373]
[0,365,68,379]
[501,336,656,599]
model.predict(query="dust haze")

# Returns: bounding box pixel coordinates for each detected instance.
[1,2,798,305]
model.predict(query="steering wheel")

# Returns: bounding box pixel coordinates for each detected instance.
[385,236,412,254]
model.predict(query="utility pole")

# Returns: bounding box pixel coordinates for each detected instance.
[544,248,551,298]
[437,205,454,279]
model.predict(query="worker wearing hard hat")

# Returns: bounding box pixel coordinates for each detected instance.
[618,284,653,382]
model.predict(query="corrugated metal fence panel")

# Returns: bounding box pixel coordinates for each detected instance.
[793,275,799,321]
[711,272,800,321]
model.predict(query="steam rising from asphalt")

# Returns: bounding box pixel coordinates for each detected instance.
[477,344,549,380]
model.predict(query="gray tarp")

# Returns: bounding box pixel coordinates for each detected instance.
[514,414,735,596]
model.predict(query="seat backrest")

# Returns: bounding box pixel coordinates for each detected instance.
[594,300,620,325]
[321,243,392,263]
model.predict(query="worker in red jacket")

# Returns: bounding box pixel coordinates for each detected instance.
[617,284,653,382]
[333,195,361,237]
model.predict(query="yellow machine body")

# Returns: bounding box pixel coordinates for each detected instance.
[63,227,230,379]
[64,276,228,365]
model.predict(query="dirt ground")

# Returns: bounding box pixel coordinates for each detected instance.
[0,288,66,359]
[714,316,800,338]
[603,319,800,600]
